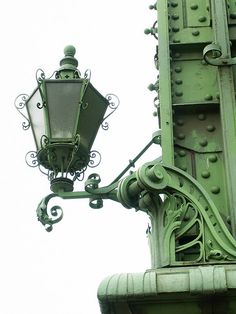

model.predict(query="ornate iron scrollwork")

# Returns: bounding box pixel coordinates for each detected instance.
[36,68,46,83]
[102,94,120,130]
[203,43,236,66]
[117,161,236,267]
[14,94,30,130]
[37,194,63,232]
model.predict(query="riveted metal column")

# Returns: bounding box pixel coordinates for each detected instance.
[157,0,175,165]
[211,0,236,236]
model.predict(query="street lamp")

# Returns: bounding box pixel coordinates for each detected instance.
[15,46,118,194]
[15,45,158,231]
[15,0,236,312]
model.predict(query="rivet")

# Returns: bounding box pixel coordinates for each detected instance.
[172,27,180,32]
[192,30,200,36]
[198,113,206,120]
[199,139,208,147]
[204,94,213,101]
[178,133,185,140]
[175,91,183,97]
[176,119,184,126]
[190,4,198,10]
[198,16,207,22]
[153,111,158,117]
[206,125,215,132]
[175,66,182,73]
[175,79,183,85]
[209,154,218,162]
[179,150,186,157]
[211,186,220,194]
[216,93,220,100]
[172,14,179,20]
[201,170,210,178]
[180,165,187,171]
[173,39,181,43]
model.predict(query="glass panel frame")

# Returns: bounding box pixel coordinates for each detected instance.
[44,79,85,141]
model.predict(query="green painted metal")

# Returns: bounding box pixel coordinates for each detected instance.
[16,46,109,193]
[19,0,236,270]
[155,0,174,165]
[16,1,236,313]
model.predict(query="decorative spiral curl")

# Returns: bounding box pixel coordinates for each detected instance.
[36,69,46,83]
[37,194,63,232]
[102,93,120,130]
[88,150,101,168]
[25,151,39,167]
[14,94,30,130]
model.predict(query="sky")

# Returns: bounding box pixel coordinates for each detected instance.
[1,1,160,313]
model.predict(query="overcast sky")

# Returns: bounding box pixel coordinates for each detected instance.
[1,1,161,313]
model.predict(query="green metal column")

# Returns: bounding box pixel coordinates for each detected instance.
[156,0,236,239]
[156,0,175,165]
[210,0,236,237]
[98,1,236,312]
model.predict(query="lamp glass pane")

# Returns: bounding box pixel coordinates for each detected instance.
[26,87,45,150]
[45,80,83,140]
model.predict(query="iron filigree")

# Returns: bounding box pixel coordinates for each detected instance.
[117,161,236,267]
[14,94,30,130]
[25,151,39,167]
[37,193,63,232]
[88,150,101,168]
[102,94,120,130]
[36,68,46,83]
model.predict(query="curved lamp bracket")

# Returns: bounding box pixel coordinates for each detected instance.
[35,135,161,231]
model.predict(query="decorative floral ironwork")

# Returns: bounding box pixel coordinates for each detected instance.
[102,94,120,130]
[117,161,236,266]
[161,191,204,263]
[25,151,39,167]
[14,94,30,130]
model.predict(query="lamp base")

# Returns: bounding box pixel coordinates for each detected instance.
[50,177,74,193]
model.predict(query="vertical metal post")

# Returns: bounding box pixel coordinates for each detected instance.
[157,0,175,165]
[211,0,236,236]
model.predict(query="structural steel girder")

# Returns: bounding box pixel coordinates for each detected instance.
[97,1,236,312]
